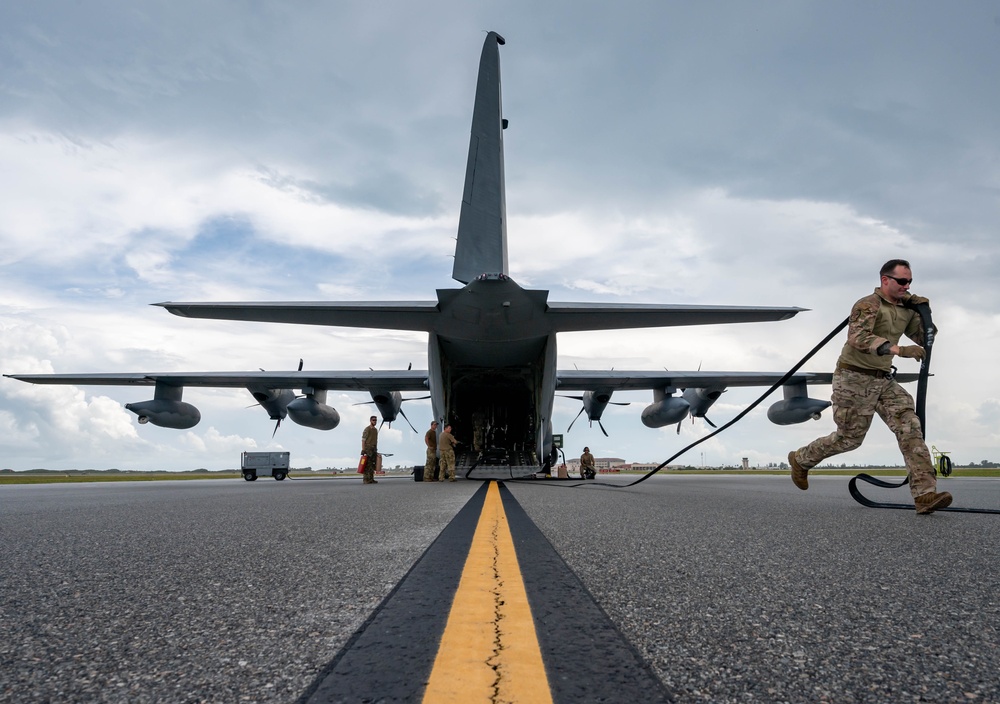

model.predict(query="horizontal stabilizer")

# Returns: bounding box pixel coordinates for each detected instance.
[546,303,806,332]
[156,301,440,331]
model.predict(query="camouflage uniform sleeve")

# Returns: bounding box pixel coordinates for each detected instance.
[846,294,887,355]
[902,295,927,346]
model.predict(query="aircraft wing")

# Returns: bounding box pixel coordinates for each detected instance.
[546,303,806,332]
[155,301,441,332]
[556,369,917,390]
[4,370,430,392]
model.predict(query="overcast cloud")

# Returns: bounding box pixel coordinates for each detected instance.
[2,1,999,471]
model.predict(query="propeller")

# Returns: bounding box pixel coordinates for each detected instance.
[248,358,307,437]
[675,362,719,432]
[396,406,418,433]
[354,366,430,432]
[559,393,629,436]
[352,398,427,432]
[566,403,587,433]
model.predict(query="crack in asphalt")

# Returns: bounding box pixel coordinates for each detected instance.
[488,519,503,703]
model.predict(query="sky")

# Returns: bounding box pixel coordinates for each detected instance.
[2,1,999,472]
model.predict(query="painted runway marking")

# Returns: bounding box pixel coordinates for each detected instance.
[300,480,672,703]
[423,481,552,703]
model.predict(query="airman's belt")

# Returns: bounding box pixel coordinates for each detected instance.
[836,362,894,379]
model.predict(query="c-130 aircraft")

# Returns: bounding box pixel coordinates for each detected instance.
[7,31,835,476]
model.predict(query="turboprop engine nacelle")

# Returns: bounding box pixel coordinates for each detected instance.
[287,388,340,430]
[683,386,726,419]
[767,383,831,425]
[583,390,614,420]
[641,389,691,428]
[125,400,201,429]
[371,390,403,423]
[248,385,296,420]
[125,382,200,429]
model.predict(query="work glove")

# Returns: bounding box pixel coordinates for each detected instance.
[897,345,925,360]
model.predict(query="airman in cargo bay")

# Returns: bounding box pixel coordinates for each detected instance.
[438,424,459,482]
[424,420,439,482]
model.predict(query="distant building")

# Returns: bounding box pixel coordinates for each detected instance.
[566,458,683,473]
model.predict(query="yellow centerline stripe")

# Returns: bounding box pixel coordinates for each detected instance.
[422,481,553,704]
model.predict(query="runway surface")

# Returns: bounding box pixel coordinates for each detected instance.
[2,473,998,703]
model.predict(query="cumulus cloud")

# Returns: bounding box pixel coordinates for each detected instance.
[179,426,258,457]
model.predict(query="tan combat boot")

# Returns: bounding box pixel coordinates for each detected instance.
[914,491,953,515]
[788,451,808,491]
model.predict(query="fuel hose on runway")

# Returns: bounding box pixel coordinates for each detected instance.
[848,473,1000,513]
[525,308,1000,515]
[599,316,850,489]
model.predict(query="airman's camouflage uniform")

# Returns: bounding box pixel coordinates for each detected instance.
[791,288,937,498]
[472,410,486,452]
[424,426,438,482]
[361,423,378,484]
[438,428,458,482]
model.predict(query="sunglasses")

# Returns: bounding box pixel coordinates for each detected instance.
[884,275,912,286]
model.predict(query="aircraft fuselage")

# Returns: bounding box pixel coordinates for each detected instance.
[429,275,558,468]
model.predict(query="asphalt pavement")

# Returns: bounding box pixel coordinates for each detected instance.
[1,474,997,703]
[509,474,1000,702]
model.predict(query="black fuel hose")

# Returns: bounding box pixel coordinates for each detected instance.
[510,316,850,489]
[907,300,936,439]
[498,317,849,488]
[617,316,850,488]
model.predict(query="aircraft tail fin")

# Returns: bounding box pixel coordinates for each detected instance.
[452,31,509,284]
